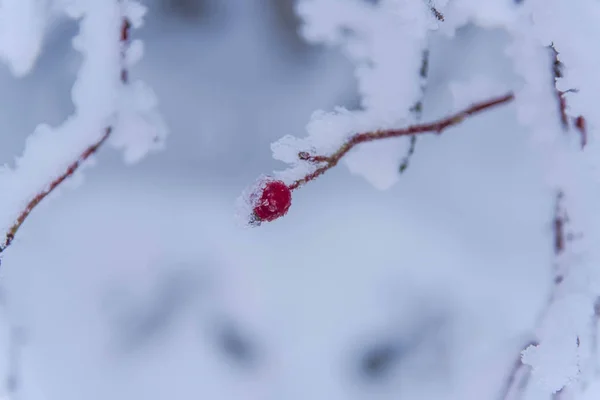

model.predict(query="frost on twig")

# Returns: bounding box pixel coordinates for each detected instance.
[496,9,599,397]
[550,45,586,149]
[399,49,429,174]
[0,128,112,254]
[498,192,577,400]
[286,92,513,191]
[0,0,167,258]
[242,0,516,223]
[240,93,513,224]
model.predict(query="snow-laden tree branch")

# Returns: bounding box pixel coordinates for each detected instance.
[0,0,167,258]
[239,92,513,224]
[239,0,600,398]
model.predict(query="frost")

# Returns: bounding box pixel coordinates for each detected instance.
[0,1,121,237]
[502,6,600,397]
[522,296,592,393]
[0,0,166,244]
[111,80,168,164]
[123,0,147,29]
[235,175,271,227]
[126,40,144,67]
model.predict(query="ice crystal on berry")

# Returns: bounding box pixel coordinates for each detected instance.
[252,179,292,223]
[235,176,293,227]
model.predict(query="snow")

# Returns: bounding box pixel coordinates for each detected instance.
[0,0,599,399]
[503,8,600,397]
[0,0,166,246]
[235,175,273,227]
[521,295,590,394]
[274,0,433,190]
[110,79,168,164]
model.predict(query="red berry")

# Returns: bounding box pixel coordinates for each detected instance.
[252,179,292,222]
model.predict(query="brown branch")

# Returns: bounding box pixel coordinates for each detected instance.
[497,340,538,400]
[551,45,568,130]
[0,8,132,257]
[430,6,444,21]
[574,116,587,149]
[498,46,592,400]
[554,191,566,255]
[550,45,592,392]
[498,191,569,400]
[551,45,587,149]
[288,92,514,191]
[0,127,112,254]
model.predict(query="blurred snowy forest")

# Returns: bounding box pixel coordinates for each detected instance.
[0,0,599,399]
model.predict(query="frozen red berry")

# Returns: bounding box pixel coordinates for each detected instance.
[252,179,292,222]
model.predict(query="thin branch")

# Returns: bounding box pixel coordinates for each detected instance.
[0,127,112,254]
[574,116,587,149]
[399,49,430,173]
[498,191,568,400]
[0,8,132,256]
[429,5,444,21]
[550,45,593,394]
[288,92,514,191]
[399,135,417,173]
[498,45,592,400]
[550,45,587,149]
[497,340,538,400]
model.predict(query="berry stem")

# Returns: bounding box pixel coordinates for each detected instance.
[288,92,514,191]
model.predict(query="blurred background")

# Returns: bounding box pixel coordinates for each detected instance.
[0,0,558,399]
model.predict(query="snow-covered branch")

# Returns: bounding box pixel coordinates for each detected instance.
[0,0,167,258]
[240,92,513,225]
[287,91,512,191]
[240,0,600,398]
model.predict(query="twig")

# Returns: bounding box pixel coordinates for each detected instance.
[550,45,587,149]
[497,340,538,400]
[429,5,444,21]
[0,127,112,254]
[289,92,514,191]
[498,46,592,399]
[498,192,568,400]
[399,135,417,173]
[399,49,430,173]
[0,6,132,256]
[496,50,590,398]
